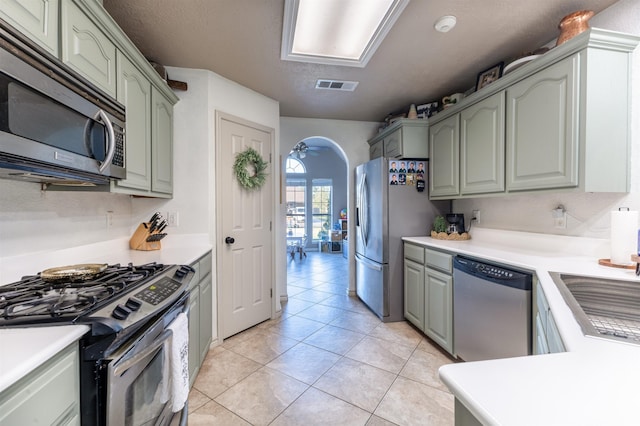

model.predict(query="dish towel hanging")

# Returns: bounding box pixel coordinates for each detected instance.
[168,312,189,412]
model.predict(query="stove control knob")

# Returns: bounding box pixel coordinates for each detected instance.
[112,304,132,320]
[125,298,142,311]
[175,265,194,279]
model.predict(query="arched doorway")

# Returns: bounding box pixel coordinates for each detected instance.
[283,137,350,302]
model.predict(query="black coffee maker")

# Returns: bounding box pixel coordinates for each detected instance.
[446,213,465,234]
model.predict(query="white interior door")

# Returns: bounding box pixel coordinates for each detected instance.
[217,112,273,339]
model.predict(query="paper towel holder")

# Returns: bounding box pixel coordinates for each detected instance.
[600,206,638,269]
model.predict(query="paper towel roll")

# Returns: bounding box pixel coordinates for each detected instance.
[610,209,638,265]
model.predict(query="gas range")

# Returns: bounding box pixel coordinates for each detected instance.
[0,262,194,336]
[0,261,196,426]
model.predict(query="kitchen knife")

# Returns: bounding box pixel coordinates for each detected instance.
[146,233,167,242]
[157,221,168,233]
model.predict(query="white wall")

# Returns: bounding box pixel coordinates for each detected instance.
[453,0,640,239]
[138,66,281,317]
[0,180,133,257]
[280,118,379,293]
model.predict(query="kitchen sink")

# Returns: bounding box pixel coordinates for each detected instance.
[549,273,640,345]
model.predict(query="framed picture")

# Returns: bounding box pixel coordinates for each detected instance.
[476,62,504,91]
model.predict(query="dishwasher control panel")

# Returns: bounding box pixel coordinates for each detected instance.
[454,256,532,289]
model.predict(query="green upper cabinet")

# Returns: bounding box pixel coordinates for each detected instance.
[506,55,578,191]
[368,119,429,160]
[151,87,174,195]
[1,0,178,197]
[61,0,116,97]
[429,114,459,198]
[460,91,505,195]
[114,51,152,192]
[428,28,639,200]
[0,0,59,55]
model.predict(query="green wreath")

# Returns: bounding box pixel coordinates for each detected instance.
[233,147,268,190]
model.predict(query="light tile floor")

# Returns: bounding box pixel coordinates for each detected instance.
[188,251,456,425]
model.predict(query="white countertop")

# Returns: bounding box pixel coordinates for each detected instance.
[0,325,90,393]
[403,229,640,426]
[0,234,212,393]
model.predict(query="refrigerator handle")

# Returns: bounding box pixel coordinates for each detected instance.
[356,172,365,243]
[362,174,369,243]
[356,253,383,271]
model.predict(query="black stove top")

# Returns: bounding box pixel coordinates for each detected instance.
[0,262,180,327]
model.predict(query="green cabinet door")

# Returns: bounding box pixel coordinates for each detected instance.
[533,282,565,354]
[460,91,505,195]
[114,51,152,192]
[187,285,201,386]
[425,267,453,354]
[506,54,579,191]
[151,87,173,195]
[0,0,59,55]
[429,114,459,198]
[403,258,425,330]
[61,0,116,97]
[0,343,80,426]
[199,273,213,363]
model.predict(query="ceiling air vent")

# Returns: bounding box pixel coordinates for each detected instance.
[315,79,359,91]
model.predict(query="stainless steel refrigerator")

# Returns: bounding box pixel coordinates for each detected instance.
[355,157,449,322]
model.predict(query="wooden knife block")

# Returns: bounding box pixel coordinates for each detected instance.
[129,223,162,251]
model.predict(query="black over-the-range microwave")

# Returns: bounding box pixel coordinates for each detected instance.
[0,22,126,185]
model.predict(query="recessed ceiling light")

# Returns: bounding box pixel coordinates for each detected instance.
[281,0,410,68]
[434,15,457,33]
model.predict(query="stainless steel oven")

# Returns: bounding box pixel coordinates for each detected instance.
[106,292,189,426]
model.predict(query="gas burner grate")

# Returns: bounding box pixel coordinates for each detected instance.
[0,262,168,320]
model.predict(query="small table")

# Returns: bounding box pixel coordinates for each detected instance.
[287,237,306,259]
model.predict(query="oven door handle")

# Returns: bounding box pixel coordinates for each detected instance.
[113,329,172,376]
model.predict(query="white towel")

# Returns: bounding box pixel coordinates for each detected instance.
[167,312,189,412]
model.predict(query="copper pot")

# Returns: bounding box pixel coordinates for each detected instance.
[556,10,594,46]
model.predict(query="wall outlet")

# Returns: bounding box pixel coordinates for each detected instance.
[166,211,179,227]
[472,209,481,225]
[554,212,567,229]
[106,211,114,229]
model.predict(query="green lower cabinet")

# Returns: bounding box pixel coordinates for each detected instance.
[404,243,454,356]
[0,343,80,426]
[404,258,425,330]
[188,284,201,386]
[188,252,214,387]
[533,282,565,354]
[425,267,453,354]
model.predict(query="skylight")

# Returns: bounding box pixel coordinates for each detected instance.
[281,0,409,68]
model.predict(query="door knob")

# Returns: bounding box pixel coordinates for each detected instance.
[225,236,235,244]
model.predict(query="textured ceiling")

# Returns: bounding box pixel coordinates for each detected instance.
[102,0,619,122]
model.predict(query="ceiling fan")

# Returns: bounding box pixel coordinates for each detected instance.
[289,141,321,159]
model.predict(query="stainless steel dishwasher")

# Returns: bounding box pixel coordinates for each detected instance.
[453,256,532,361]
